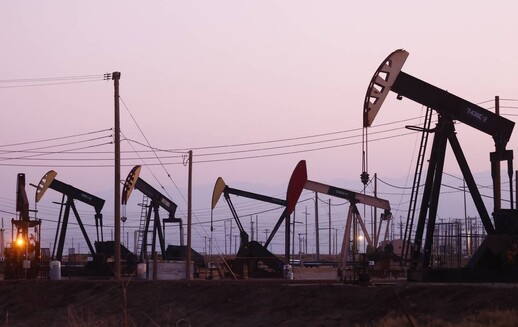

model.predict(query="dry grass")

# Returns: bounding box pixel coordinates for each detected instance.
[370,309,518,327]
[65,277,192,327]
[5,279,518,326]
[67,305,127,327]
[65,307,518,327]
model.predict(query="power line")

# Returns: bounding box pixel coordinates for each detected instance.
[193,131,417,164]
[0,74,106,89]
[0,130,418,167]
[0,78,105,89]
[0,142,113,162]
[164,115,425,151]
[124,125,412,158]
[0,74,105,83]
[0,105,428,167]
[0,137,112,161]
[0,128,112,148]
[0,113,423,162]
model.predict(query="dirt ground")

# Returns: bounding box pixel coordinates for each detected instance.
[2,276,518,327]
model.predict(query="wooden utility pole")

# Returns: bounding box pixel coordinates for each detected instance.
[186,150,193,280]
[250,216,254,242]
[229,219,233,255]
[291,210,296,261]
[315,192,320,261]
[224,220,227,254]
[373,173,378,247]
[304,206,309,254]
[113,71,121,280]
[494,95,501,210]
[328,199,331,255]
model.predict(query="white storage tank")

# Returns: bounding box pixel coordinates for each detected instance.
[147,260,193,280]
[49,260,61,280]
[283,264,293,280]
[137,263,147,280]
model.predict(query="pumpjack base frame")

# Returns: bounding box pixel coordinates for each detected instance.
[408,267,518,283]
[409,232,518,283]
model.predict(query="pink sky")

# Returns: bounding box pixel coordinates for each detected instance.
[1,2,517,253]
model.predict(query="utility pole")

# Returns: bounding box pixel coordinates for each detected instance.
[112,71,121,280]
[298,233,303,255]
[373,173,378,247]
[399,216,403,239]
[224,220,227,254]
[255,215,259,242]
[264,229,270,250]
[304,206,310,255]
[186,150,193,280]
[494,95,501,211]
[292,210,296,261]
[209,237,212,262]
[328,199,331,255]
[229,219,233,255]
[334,228,338,256]
[250,217,254,242]
[315,192,320,261]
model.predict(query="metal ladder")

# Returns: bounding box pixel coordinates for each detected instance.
[136,194,149,259]
[401,107,433,264]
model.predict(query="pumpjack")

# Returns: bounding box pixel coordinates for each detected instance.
[36,170,105,262]
[364,49,517,282]
[4,173,42,279]
[305,179,392,282]
[211,160,306,278]
[35,170,136,277]
[292,161,393,282]
[122,165,183,262]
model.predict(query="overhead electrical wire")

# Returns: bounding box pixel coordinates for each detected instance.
[2,95,510,193]
[0,111,427,167]
[0,128,418,167]
[119,96,186,196]
[167,115,425,151]
[0,74,105,83]
[125,125,414,158]
[119,96,198,240]
[3,111,493,167]
[0,74,106,89]
[0,136,112,161]
[13,115,424,156]
[0,128,112,148]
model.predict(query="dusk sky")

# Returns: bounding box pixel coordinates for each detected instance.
[1,2,517,255]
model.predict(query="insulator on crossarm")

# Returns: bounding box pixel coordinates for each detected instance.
[360,171,370,186]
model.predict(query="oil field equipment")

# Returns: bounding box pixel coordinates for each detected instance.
[364,49,517,282]
[122,165,182,262]
[36,170,105,262]
[4,173,42,279]
[211,160,306,278]
[295,162,393,282]
[306,180,391,279]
